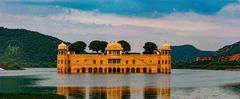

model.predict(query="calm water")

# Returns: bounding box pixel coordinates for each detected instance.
[0,68,240,99]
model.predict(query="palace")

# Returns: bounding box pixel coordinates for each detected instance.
[57,42,171,74]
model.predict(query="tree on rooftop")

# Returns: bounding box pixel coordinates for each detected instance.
[89,40,102,53]
[100,41,108,53]
[118,40,131,53]
[68,41,87,54]
[143,42,157,54]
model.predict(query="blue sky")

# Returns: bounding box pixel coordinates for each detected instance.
[0,0,240,51]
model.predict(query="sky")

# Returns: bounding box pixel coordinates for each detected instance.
[0,0,240,52]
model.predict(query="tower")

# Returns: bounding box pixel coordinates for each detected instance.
[161,42,171,73]
[105,42,123,55]
[57,42,69,73]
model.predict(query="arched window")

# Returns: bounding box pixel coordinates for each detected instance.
[133,60,136,64]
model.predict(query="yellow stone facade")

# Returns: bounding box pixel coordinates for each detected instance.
[57,42,171,74]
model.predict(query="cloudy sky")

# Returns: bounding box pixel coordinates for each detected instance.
[0,0,240,51]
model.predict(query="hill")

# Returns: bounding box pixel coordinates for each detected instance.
[171,45,213,62]
[0,27,66,68]
[213,41,240,57]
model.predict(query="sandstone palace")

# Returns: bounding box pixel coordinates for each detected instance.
[57,42,171,74]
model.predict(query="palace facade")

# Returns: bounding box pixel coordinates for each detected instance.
[57,42,171,74]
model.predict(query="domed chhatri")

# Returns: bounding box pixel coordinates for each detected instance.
[105,42,123,51]
[57,41,171,74]
[58,42,67,50]
[161,42,171,50]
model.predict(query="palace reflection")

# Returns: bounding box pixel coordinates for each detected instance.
[57,74,170,99]
[57,86,170,99]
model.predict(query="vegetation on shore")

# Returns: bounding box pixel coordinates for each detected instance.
[0,27,66,69]
[0,93,65,99]
[173,60,240,70]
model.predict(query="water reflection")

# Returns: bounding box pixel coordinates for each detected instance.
[57,74,170,99]
[57,86,170,99]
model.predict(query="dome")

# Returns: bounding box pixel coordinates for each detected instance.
[161,42,171,50]
[105,42,123,51]
[58,42,67,50]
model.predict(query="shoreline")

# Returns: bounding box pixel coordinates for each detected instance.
[0,68,4,71]
[0,93,65,99]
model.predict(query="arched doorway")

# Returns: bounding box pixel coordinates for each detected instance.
[158,68,161,73]
[77,69,80,73]
[122,68,125,73]
[88,68,92,73]
[108,68,112,73]
[136,68,140,73]
[117,68,121,73]
[82,68,86,73]
[113,68,116,73]
[99,68,103,73]
[149,69,152,73]
[68,68,71,73]
[143,68,147,73]
[126,68,130,73]
[94,68,98,73]
[131,68,135,73]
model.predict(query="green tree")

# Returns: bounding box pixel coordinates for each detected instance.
[89,40,102,53]
[68,41,87,54]
[100,41,108,53]
[118,40,131,53]
[143,42,157,54]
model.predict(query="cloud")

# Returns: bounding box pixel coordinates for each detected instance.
[218,3,240,17]
[0,3,240,51]
[2,0,238,17]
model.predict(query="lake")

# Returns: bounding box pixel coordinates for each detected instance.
[0,68,240,99]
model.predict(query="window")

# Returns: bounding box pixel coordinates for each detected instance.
[68,60,71,64]
[77,60,79,63]
[61,60,63,64]
[126,60,128,64]
[65,60,67,64]
[162,60,164,64]
[158,60,161,64]
[84,59,87,62]
[165,60,167,64]
[108,59,121,64]
[133,60,136,64]
[100,60,103,64]
[93,60,96,64]
[150,60,152,63]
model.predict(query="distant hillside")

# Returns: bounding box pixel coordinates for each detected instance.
[213,41,240,57]
[0,27,66,68]
[171,45,213,62]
